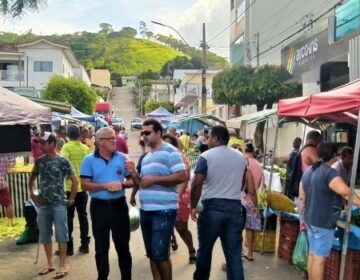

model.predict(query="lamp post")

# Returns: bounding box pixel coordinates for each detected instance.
[151,20,190,47]
[151,20,208,114]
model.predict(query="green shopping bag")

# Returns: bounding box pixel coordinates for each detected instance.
[292,231,309,272]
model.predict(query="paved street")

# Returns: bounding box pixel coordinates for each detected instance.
[0,87,305,279]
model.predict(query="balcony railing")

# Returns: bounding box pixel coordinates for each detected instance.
[0,70,24,81]
[174,83,213,106]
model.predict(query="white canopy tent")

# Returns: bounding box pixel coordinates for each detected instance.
[0,86,51,125]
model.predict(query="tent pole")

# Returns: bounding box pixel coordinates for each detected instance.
[260,120,280,254]
[263,119,269,167]
[339,110,360,280]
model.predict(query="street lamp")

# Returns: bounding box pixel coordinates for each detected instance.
[151,20,190,47]
[151,20,208,114]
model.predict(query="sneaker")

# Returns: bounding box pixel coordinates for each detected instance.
[78,246,89,254]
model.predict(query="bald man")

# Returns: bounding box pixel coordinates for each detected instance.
[80,127,134,280]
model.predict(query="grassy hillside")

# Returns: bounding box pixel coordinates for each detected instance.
[0,29,228,77]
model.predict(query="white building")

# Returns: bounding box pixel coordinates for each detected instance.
[0,39,90,96]
[173,69,229,120]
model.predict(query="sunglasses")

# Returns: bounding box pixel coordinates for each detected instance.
[141,131,153,136]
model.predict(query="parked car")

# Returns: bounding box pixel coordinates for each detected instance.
[111,117,124,127]
[130,118,143,130]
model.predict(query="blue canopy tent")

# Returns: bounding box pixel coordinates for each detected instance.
[168,114,225,136]
[147,107,173,118]
[70,107,107,127]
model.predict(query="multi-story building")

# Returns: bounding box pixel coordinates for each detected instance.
[0,39,90,96]
[173,69,229,120]
[149,79,174,103]
[90,68,112,89]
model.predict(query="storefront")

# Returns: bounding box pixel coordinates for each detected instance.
[281,22,349,94]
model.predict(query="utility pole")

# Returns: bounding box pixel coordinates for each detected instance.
[255,32,260,67]
[139,84,143,117]
[201,23,207,114]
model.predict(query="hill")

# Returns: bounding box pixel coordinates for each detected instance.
[0,27,228,77]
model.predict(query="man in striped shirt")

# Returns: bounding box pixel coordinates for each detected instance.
[126,119,186,280]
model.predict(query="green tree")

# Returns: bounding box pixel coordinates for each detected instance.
[138,70,160,80]
[118,27,137,38]
[144,100,175,114]
[213,64,302,152]
[99,23,113,34]
[0,0,45,17]
[43,76,98,114]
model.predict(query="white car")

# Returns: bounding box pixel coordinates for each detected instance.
[111,117,124,127]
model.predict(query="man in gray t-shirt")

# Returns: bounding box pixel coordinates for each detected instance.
[191,125,256,280]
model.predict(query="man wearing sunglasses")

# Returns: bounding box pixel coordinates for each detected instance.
[80,127,134,280]
[126,119,186,280]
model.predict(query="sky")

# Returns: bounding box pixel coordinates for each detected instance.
[1,0,230,58]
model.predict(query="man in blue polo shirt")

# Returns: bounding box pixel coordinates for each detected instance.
[126,119,186,280]
[80,127,133,280]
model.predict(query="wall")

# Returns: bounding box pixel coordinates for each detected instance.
[19,42,63,91]
[230,0,340,66]
[74,66,91,86]
[90,69,111,88]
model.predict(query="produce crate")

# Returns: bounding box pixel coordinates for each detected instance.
[244,230,276,253]
[280,216,299,241]
[278,216,299,264]
[325,249,360,280]
[278,236,297,264]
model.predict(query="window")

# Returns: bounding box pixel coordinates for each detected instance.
[236,0,245,22]
[335,0,360,41]
[34,61,53,72]
[230,33,245,65]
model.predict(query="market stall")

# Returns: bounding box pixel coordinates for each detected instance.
[276,78,360,279]
[0,86,51,218]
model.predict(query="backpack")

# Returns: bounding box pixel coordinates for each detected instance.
[288,144,316,197]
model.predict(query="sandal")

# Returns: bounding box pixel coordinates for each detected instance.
[53,271,67,279]
[189,251,196,264]
[38,267,55,275]
[243,255,254,261]
[171,239,178,251]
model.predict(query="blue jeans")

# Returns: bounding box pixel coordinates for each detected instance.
[140,209,177,261]
[194,199,245,280]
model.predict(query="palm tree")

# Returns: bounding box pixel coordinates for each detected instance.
[0,0,46,18]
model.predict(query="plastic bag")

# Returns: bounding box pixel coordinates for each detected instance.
[292,231,309,272]
[129,206,140,232]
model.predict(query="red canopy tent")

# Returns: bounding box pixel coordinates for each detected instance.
[276,78,360,280]
[278,79,360,124]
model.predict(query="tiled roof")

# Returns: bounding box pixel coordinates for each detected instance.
[0,43,19,52]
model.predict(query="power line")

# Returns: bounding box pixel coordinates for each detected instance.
[207,0,257,43]
[250,0,344,60]
[260,0,333,46]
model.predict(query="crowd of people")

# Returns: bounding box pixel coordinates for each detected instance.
[2,117,360,280]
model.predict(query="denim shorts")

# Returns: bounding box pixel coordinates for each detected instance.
[37,205,68,244]
[140,209,177,261]
[307,225,335,257]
